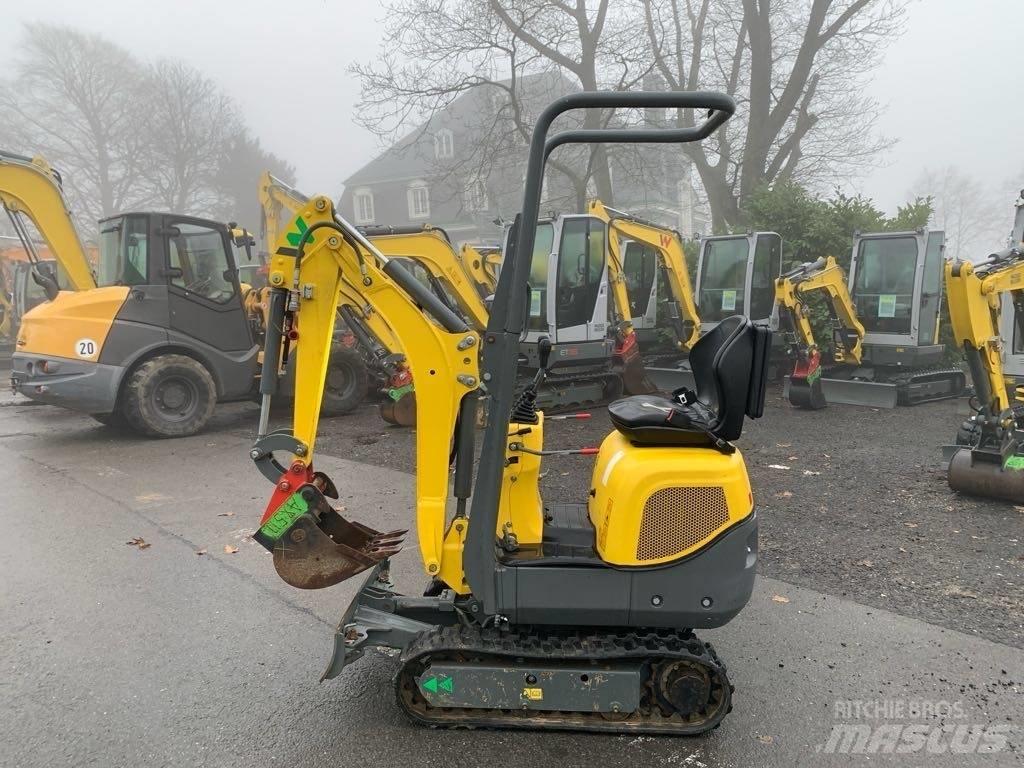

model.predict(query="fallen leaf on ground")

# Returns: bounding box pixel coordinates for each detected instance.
[126,537,151,550]
[943,585,979,599]
[758,735,774,745]
[904,522,918,528]
[774,490,793,498]
[776,443,791,448]
[217,512,235,517]
[899,547,907,553]
[802,470,821,476]
[1015,506,1024,514]
[856,558,874,568]
[771,595,790,604]
[787,455,798,461]
[223,545,239,554]
[768,464,790,470]
[196,549,207,556]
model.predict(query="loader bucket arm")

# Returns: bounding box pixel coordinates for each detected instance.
[0,150,96,291]
[464,91,735,615]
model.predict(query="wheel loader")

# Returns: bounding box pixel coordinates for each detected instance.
[4,151,367,436]
[249,91,773,734]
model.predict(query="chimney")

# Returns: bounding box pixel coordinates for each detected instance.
[642,73,666,127]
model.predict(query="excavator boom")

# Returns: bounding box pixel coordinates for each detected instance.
[945,243,1024,502]
[0,151,95,292]
[774,255,865,409]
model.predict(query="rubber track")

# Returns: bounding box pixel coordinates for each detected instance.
[395,623,733,735]
[891,366,966,406]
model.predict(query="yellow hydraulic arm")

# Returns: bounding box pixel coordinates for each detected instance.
[253,197,481,590]
[774,255,864,365]
[588,199,701,351]
[459,243,501,298]
[0,151,95,291]
[368,228,490,331]
[945,249,1024,415]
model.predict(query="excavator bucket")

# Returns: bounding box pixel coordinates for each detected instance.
[948,448,1024,504]
[255,483,406,589]
[787,350,827,409]
[616,331,657,395]
[380,392,417,427]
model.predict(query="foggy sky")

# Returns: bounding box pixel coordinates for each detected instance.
[0,0,1020,218]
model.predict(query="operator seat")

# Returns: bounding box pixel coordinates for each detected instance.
[608,315,770,447]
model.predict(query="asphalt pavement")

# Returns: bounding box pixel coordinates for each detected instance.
[1,392,1021,767]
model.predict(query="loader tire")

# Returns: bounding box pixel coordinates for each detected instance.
[121,354,217,438]
[320,344,368,416]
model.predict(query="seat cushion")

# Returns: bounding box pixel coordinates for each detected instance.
[607,395,714,446]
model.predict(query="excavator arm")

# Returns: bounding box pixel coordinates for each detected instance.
[0,151,95,292]
[774,256,865,409]
[588,199,701,352]
[945,246,1024,502]
[459,243,500,298]
[250,197,480,590]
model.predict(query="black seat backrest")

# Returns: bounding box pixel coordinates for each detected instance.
[689,315,771,441]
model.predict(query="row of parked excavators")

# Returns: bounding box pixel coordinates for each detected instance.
[4,147,1024,501]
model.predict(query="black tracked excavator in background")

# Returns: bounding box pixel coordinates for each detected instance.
[248,91,774,734]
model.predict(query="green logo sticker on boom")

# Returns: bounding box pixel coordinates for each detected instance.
[285,216,310,248]
[259,493,309,541]
[721,289,737,312]
[877,294,897,318]
[1003,455,1024,471]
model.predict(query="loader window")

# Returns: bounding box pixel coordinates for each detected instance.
[527,222,554,330]
[623,241,657,317]
[556,217,605,328]
[852,236,918,335]
[98,215,149,287]
[167,223,236,304]
[699,237,748,321]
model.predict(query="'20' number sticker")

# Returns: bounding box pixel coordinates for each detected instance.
[75,339,97,359]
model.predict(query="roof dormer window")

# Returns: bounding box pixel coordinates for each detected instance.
[434,129,454,160]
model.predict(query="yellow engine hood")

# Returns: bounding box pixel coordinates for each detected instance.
[16,287,129,361]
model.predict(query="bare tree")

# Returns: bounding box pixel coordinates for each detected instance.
[0,22,149,226]
[911,166,1008,261]
[351,0,656,212]
[639,0,905,231]
[137,60,242,215]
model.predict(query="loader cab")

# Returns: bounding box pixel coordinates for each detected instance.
[846,229,946,367]
[518,214,612,370]
[621,239,660,340]
[96,212,254,354]
[696,232,781,333]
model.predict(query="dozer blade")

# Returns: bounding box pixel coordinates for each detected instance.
[380,392,417,427]
[256,484,406,589]
[948,448,1024,504]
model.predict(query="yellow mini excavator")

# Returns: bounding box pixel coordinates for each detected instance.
[774,256,865,409]
[945,241,1024,502]
[249,91,773,734]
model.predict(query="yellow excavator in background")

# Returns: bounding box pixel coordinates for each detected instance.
[589,199,701,355]
[945,241,1024,502]
[773,256,865,409]
[459,242,501,298]
[248,91,773,734]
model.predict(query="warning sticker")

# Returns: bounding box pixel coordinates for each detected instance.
[721,289,737,312]
[877,294,897,318]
